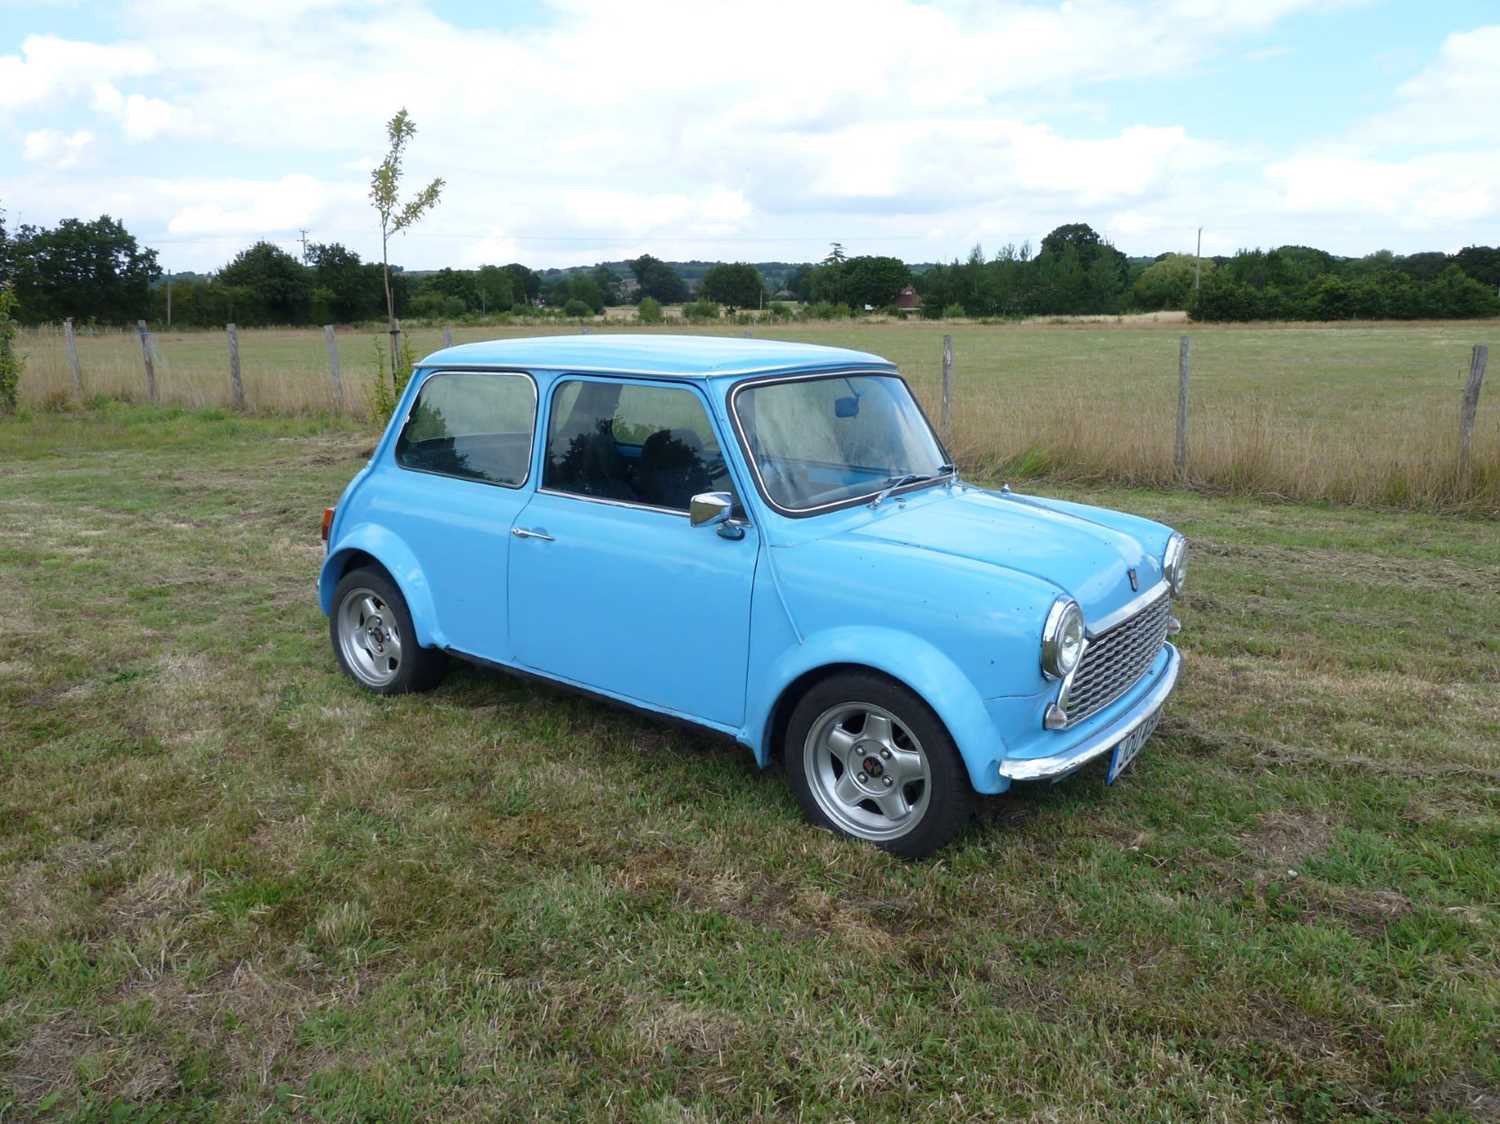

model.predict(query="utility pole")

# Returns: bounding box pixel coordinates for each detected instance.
[298,228,311,264]
[1194,226,1203,294]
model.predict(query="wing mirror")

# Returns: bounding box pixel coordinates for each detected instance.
[689,492,734,527]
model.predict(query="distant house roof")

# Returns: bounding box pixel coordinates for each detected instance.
[419,334,894,380]
[895,284,923,309]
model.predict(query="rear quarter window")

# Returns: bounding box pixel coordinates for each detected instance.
[396,371,537,487]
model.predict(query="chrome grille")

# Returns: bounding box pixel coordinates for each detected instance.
[1063,592,1172,726]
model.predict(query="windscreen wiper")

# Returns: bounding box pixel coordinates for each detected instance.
[868,464,956,508]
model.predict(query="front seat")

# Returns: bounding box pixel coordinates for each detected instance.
[637,428,714,510]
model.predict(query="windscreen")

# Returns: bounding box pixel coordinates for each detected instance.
[734,374,947,512]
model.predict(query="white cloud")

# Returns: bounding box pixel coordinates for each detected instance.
[1267,152,1499,227]
[23,128,94,170]
[90,82,193,141]
[165,174,358,234]
[1360,24,1500,146]
[0,34,156,112]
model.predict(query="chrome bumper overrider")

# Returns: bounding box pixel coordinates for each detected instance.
[999,643,1181,782]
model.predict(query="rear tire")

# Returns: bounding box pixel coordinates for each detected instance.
[784,672,974,858]
[330,567,446,694]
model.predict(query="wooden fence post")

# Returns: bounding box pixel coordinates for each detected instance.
[226,323,244,409]
[136,320,157,402]
[442,324,453,349]
[941,334,953,432]
[1175,335,1191,482]
[63,317,83,395]
[323,325,345,413]
[1459,343,1488,489]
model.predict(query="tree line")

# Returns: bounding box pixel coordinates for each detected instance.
[908,226,1500,322]
[1,208,1497,327]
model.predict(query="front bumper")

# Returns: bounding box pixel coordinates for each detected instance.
[997,643,1181,782]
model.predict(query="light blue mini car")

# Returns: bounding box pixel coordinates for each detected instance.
[320,335,1185,856]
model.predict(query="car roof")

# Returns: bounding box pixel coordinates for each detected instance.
[418,333,894,379]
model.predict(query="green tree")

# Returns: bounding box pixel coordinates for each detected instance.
[700,262,765,310]
[1034,224,1128,314]
[218,242,312,324]
[1132,254,1208,311]
[370,108,445,368]
[6,215,159,324]
[1427,265,1500,317]
[841,256,910,309]
[504,263,541,304]
[636,296,663,324]
[308,242,385,322]
[590,265,622,307]
[1455,245,1500,289]
[1039,223,1103,261]
[543,271,607,314]
[474,266,514,315]
[629,255,688,304]
[805,260,847,305]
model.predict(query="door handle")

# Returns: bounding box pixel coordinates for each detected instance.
[511,527,555,542]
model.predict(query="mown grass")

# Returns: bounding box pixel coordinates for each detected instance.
[2,405,1497,1121]
[16,317,1500,514]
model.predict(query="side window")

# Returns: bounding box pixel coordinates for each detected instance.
[395,372,536,487]
[543,380,736,512]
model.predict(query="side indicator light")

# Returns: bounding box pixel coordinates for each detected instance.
[321,507,335,543]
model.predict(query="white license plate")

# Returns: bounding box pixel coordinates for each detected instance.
[1106,708,1160,784]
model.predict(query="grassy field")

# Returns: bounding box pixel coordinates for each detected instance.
[2,405,1497,1121]
[16,316,1500,514]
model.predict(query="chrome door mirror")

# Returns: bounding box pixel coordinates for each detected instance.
[689,491,734,527]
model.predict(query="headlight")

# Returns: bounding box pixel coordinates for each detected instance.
[1041,597,1085,680]
[1163,533,1188,596]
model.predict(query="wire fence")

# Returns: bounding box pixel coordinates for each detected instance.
[14,317,1498,514]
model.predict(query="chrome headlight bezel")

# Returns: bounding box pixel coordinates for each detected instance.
[1163,533,1188,596]
[1041,597,1086,680]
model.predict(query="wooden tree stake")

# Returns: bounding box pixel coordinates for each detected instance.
[323,325,345,413]
[442,324,453,349]
[1175,335,1191,482]
[136,320,157,402]
[941,334,954,432]
[63,317,83,395]
[1459,343,1488,489]
[227,323,244,409]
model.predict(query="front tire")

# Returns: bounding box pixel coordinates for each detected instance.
[330,567,446,694]
[784,672,974,858]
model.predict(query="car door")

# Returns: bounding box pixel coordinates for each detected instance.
[380,368,537,662]
[507,376,757,729]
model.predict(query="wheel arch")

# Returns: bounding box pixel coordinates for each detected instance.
[318,524,444,649]
[748,627,1011,795]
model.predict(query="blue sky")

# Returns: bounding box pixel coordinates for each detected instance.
[3,0,1497,272]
